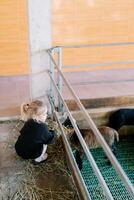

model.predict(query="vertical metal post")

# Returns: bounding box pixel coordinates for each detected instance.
[57,47,63,113]
[49,49,55,114]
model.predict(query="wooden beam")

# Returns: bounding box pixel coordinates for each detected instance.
[66,95,134,111]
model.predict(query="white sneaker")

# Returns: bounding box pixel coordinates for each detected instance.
[33,153,48,165]
[43,153,48,160]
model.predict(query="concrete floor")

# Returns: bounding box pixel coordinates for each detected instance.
[0,121,23,199]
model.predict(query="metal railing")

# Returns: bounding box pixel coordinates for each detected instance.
[48,94,91,200]
[48,71,114,199]
[47,42,134,199]
[49,42,134,112]
[49,41,134,50]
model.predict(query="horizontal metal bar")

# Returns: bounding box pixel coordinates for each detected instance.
[47,50,134,198]
[63,60,134,69]
[47,95,91,200]
[49,41,134,50]
[63,79,134,86]
[48,72,114,200]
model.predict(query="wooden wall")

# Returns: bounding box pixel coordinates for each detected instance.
[1,1,134,75]
[0,0,29,76]
[52,0,134,71]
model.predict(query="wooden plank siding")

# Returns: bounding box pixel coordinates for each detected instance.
[52,0,134,71]
[0,0,29,76]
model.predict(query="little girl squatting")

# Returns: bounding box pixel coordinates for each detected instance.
[15,100,56,165]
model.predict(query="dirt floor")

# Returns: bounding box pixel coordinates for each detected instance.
[0,120,79,200]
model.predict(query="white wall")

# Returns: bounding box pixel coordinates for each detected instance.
[28,0,51,104]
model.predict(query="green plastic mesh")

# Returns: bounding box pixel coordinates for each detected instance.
[79,135,134,200]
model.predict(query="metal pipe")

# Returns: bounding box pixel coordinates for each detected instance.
[48,72,114,200]
[49,49,55,113]
[57,47,63,113]
[48,95,91,200]
[49,41,134,50]
[47,50,134,198]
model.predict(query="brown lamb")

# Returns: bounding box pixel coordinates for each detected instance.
[68,126,119,170]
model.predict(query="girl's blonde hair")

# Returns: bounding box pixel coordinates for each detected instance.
[21,100,47,123]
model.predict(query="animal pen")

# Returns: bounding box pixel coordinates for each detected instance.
[1,1,134,199]
[47,43,134,200]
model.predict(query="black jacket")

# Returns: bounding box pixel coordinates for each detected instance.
[15,119,56,159]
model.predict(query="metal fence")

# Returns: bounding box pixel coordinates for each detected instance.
[47,43,134,200]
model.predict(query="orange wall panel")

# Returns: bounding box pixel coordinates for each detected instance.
[52,0,134,70]
[0,0,29,76]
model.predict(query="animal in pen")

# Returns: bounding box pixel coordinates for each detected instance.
[109,108,134,131]
[63,117,119,170]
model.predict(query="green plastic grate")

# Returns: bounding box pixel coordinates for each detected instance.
[79,135,134,200]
